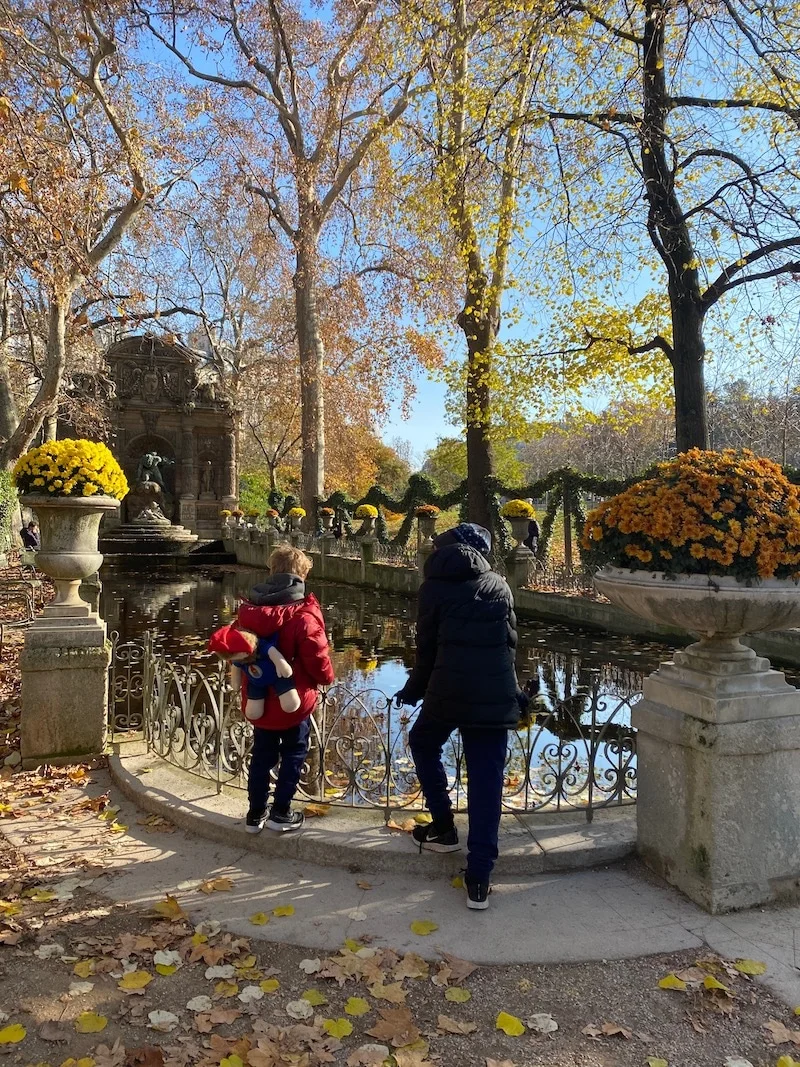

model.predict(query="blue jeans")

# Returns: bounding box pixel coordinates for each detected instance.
[409,713,509,881]
[247,720,310,815]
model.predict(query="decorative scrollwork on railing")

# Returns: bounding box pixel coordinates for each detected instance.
[110,638,638,818]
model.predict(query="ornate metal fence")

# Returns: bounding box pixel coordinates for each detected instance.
[108,635,638,821]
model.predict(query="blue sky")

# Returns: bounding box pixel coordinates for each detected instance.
[379,373,450,462]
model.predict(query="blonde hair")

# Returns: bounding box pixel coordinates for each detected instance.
[268,543,313,579]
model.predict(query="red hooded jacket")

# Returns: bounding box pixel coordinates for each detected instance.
[235,594,334,730]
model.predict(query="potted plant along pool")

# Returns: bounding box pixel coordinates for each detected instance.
[355,503,378,536]
[287,506,306,531]
[319,506,336,532]
[583,449,800,653]
[13,439,128,610]
[414,503,440,544]
[501,499,536,550]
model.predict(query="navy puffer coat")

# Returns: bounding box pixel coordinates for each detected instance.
[397,542,522,729]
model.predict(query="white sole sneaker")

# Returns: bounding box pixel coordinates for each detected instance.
[466,895,490,911]
[245,820,265,834]
[266,815,305,832]
[420,841,462,854]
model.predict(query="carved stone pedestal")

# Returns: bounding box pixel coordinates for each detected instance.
[635,640,800,912]
[20,605,110,769]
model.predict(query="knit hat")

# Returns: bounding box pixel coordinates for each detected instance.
[433,522,492,556]
[207,624,256,657]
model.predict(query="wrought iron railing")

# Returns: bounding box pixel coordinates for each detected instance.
[108,634,637,821]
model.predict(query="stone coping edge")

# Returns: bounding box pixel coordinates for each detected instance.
[108,753,636,878]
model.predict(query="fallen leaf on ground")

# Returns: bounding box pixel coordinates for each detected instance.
[68,981,94,997]
[765,1020,800,1046]
[214,979,239,997]
[776,1057,800,1067]
[323,1018,354,1038]
[259,978,280,993]
[496,1012,525,1036]
[369,981,406,1004]
[409,919,437,936]
[206,964,236,980]
[150,895,186,920]
[658,974,687,991]
[199,877,233,893]
[38,1019,72,1042]
[238,985,264,1004]
[147,1009,179,1033]
[723,1058,754,1067]
[444,987,471,1003]
[186,995,212,1012]
[486,1060,517,1067]
[249,912,269,925]
[527,1012,558,1034]
[299,958,321,974]
[301,989,328,1006]
[703,975,732,994]
[153,949,182,972]
[687,1014,707,1035]
[345,997,371,1017]
[437,1014,477,1035]
[74,1011,108,1034]
[347,1045,390,1067]
[583,1022,633,1040]
[272,904,295,917]
[118,970,153,991]
[0,1023,26,1044]
[303,803,330,817]
[646,1059,669,1067]
[286,999,314,1020]
[733,959,767,976]
[73,959,96,978]
[357,880,372,890]
[366,1006,421,1047]
[441,953,477,982]
[451,874,464,889]
[386,818,415,833]
[125,1046,165,1066]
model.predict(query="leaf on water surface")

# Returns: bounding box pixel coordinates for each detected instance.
[496,1012,525,1036]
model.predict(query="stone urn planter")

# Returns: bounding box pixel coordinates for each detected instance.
[417,515,437,545]
[507,516,532,551]
[359,516,376,538]
[21,494,119,611]
[594,565,800,654]
[594,564,800,912]
[320,512,335,532]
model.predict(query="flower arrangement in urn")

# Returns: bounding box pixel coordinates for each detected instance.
[583,449,800,581]
[500,499,536,519]
[414,504,440,518]
[355,504,378,519]
[13,439,128,499]
[13,439,127,609]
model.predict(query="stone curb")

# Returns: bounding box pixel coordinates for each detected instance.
[108,752,636,877]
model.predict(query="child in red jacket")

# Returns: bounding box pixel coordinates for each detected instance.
[234,544,334,833]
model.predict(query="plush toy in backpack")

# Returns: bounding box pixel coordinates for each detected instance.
[208,623,301,719]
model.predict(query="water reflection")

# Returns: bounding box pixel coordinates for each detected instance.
[101,564,675,708]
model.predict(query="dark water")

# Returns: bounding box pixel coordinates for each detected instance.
[100,563,681,708]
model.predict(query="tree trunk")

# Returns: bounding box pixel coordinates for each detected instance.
[0,274,19,446]
[43,413,58,441]
[461,305,496,531]
[670,292,708,451]
[294,239,325,518]
[0,292,69,469]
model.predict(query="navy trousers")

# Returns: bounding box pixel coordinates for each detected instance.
[247,720,310,815]
[409,713,509,881]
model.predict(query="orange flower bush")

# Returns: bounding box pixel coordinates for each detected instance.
[582,449,800,581]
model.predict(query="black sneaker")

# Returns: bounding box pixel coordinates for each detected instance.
[412,821,460,854]
[245,809,266,834]
[465,874,491,911]
[266,808,305,833]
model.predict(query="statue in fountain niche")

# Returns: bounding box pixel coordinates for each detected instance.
[136,450,173,491]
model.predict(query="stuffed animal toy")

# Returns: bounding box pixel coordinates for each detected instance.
[207,623,301,719]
